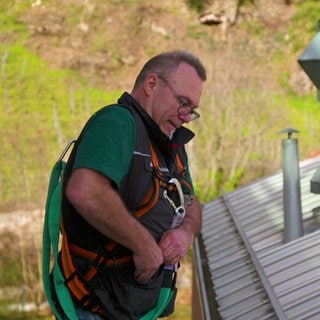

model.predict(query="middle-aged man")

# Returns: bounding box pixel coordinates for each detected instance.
[59,50,207,320]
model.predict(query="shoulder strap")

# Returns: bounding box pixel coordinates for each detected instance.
[42,141,78,320]
[176,152,193,192]
[140,269,176,320]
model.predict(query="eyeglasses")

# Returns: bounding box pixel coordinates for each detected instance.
[157,75,200,121]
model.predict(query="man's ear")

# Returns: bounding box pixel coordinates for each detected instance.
[144,74,158,97]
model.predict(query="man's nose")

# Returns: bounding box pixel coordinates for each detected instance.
[178,113,192,123]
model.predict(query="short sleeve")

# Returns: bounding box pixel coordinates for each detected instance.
[73,106,136,187]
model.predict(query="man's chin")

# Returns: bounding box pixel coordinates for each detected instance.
[161,126,176,139]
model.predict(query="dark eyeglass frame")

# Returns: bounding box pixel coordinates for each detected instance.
[157,75,200,121]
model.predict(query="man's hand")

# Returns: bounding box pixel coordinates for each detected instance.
[159,228,192,265]
[159,195,202,265]
[133,242,163,283]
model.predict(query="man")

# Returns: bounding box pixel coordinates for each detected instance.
[61,50,206,319]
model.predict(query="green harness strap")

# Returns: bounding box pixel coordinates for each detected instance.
[140,283,174,320]
[42,159,78,320]
[42,143,174,320]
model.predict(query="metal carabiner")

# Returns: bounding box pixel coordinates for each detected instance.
[168,178,185,217]
[163,190,177,211]
[163,178,186,229]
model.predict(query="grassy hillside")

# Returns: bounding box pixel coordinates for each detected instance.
[1,43,121,210]
[0,1,320,317]
[1,0,320,209]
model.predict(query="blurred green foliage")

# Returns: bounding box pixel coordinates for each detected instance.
[0,44,120,209]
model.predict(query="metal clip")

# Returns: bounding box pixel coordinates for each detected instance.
[58,139,77,161]
[163,178,186,229]
[168,178,185,216]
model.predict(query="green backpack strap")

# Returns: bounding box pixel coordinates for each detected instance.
[42,141,78,320]
[139,287,174,320]
[139,269,176,320]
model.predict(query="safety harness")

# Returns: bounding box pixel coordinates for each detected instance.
[43,136,190,319]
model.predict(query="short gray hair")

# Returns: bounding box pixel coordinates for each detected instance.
[133,50,207,89]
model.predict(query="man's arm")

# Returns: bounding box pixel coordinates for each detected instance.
[66,167,164,283]
[159,195,202,265]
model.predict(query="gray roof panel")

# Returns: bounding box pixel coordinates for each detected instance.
[196,156,320,320]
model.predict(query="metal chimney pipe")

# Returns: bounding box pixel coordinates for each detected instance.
[280,128,303,243]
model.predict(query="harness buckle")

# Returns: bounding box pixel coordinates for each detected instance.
[94,256,108,274]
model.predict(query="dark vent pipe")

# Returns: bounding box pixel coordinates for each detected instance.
[280,128,303,243]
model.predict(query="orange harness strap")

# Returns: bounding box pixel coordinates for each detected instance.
[60,222,108,317]
[151,144,192,193]
[175,152,193,193]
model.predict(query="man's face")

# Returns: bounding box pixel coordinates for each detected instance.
[152,63,203,138]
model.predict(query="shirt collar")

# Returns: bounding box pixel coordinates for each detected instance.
[118,92,195,151]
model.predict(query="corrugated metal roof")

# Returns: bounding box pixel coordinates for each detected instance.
[195,156,320,320]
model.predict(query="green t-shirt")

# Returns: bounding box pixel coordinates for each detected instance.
[73,106,136,187]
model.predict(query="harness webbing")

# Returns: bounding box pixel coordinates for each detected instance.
[150,142,189,193]
[42,159,78,320]
[134,143,161,218]
[60,220,107,317]
[43,139,187,320]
